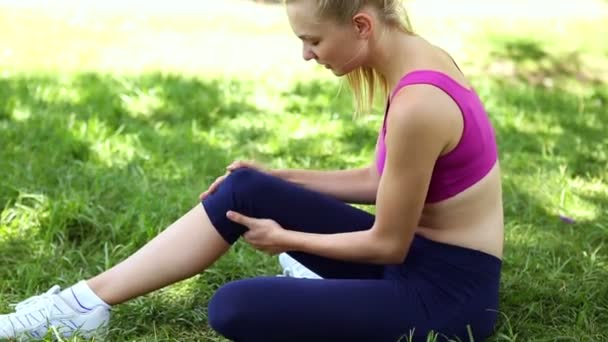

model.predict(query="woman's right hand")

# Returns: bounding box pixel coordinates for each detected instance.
[199,160,268,201]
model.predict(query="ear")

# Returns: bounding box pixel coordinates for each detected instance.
[352,12,373,39]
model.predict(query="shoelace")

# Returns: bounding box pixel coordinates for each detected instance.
[2,305,48,335]
[10,286,60,315]
[2,289,61,337]
[3,286,88,340]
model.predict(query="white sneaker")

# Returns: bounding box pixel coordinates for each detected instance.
[278,253,323,279]
[0,285,110,341]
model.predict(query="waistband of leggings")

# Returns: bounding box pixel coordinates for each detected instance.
[410,234,502,271]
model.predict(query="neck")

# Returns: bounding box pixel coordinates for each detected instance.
[366,29,420,94]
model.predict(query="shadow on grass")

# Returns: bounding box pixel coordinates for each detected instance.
[0,74,263,285]
[489,37,606,86]
[0,72,259,130]
[281,78,382,158]
[0,73,371,332]
[483,37,607,339]
[0,67,606,339]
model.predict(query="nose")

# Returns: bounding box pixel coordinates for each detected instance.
[302,43,316,61]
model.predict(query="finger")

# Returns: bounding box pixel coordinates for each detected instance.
[243,231,253,243]
[200,186,214,201]
[243,230,260,241]
[226,160,241,169]
[242,235,268,254]
[226,210,256,226]
[201,173,229,200]
[207,174,228,193]
[226,160,247,171]
[210,175,227,190]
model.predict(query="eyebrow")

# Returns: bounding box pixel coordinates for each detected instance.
[297,34,319,41]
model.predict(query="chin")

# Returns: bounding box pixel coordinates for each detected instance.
[331,69,347,77]
[336,62,364,77]
[325,60,361,77]
[330,66,353,77]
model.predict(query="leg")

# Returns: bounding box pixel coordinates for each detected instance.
[205,169,501,341]
[1,201,231,340]
[3,167,384,340]
[208,277,434,342]
[88,205,230,305]
[208,238,503,342]
[92,166,377,304]
[202,168,384,279]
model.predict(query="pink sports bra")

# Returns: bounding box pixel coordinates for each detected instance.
[375,70,498,203]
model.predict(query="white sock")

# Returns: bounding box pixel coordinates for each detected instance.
[59,280,111,312]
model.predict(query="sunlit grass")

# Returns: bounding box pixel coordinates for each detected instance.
[0,1,607,341]
[0,193,49,241]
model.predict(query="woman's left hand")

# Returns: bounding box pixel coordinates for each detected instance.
[226,211,288,255]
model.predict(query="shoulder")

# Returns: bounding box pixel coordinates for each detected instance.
[385,84,457,148]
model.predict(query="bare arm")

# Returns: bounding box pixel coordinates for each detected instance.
[280,87,449,264]
[270,166,379,204]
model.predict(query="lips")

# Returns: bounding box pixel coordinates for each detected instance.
[318,61,330,69]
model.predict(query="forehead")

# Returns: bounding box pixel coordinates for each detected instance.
[286,1,335,36]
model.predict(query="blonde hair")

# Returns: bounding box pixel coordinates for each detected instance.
[286,0,414,115]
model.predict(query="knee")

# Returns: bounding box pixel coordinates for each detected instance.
[207,281,251,339]
[222,168,268,196]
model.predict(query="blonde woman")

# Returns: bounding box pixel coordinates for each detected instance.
[0,1,503,341]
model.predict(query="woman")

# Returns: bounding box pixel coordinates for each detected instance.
[0,1,504,341]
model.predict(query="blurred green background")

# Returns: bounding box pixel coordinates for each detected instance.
[1,0,607,341]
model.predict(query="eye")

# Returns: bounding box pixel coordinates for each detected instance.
[311,40,320,46]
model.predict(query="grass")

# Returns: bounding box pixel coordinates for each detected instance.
[1,1,607,341]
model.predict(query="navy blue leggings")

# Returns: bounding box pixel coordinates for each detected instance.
[202,168,501,342]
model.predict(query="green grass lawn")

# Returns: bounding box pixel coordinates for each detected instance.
[1,1,607,341]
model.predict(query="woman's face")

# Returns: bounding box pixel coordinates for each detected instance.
[286,1,367,76]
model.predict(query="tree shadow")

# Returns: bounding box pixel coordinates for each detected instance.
[490,78,607,180]
[281,78,382,159]
[483,76,608,339]
[276,69,608,339]
[1,72,259,131]
[489,38,606,86]
[1,69,606,339]
[0,73,265,295]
